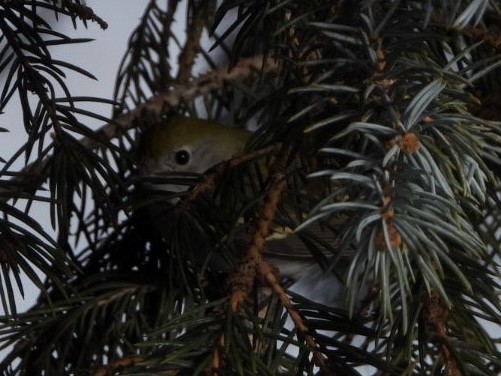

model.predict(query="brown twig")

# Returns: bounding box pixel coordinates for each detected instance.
[257,259,326,367]
[463,24,501,51]
[208,168,327,373]
[177,144,278,210]
[92,355,146,376]
[4,55,279,198]
[228,173,287,311]
[208,335,225,376]
[427,11,501,51]
[208,173,286,375]
[422,291,461,376]
[176,1,215,83]
[89,54,278,149]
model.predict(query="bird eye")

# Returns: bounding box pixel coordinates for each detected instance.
[174,149,190,165]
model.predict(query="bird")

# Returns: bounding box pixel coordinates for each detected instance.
[138,115,356,308]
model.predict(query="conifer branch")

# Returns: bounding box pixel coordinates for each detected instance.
[176,1,215,83]
[86,54,278,148]
[92,355,146,376]
[61,0,108,29]
[208,173,286,374]
[227,173,286,312]
[3,1,501,373]
[422,291,461,376]
[4,55,279,198]
[209,169,327,372]
[257,259,327,368]
[177,144,278,210]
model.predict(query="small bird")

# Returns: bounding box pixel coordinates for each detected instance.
[140,116,251,183]
[138,116,352,307]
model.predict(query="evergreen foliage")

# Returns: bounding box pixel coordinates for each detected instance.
[0,0,500,375]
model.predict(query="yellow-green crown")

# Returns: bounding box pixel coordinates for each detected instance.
[144,116,251,159]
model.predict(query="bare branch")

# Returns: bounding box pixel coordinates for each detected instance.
[176,1,216,83]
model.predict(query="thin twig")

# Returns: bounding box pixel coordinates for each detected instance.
[228,173,287,312]
[92,355,146,376]
[177,144,278,210]
[258,259,327,367]
[208,173,286,375]
[4,55,279,198]
[422,291,461,376]
[208,169,327,372]
[61,0,108,29]
[87,55,278,149]
[176,1,215,83]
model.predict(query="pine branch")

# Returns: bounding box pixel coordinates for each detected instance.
[3,55,279,198]
[177,144,278,210]
[176,0,216,83]
[92,355,146,376]
[3,1,501,374]
[227,174,286,312]
[61,0,108,29]
[421,291,461,376]
[208,172,286,375]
